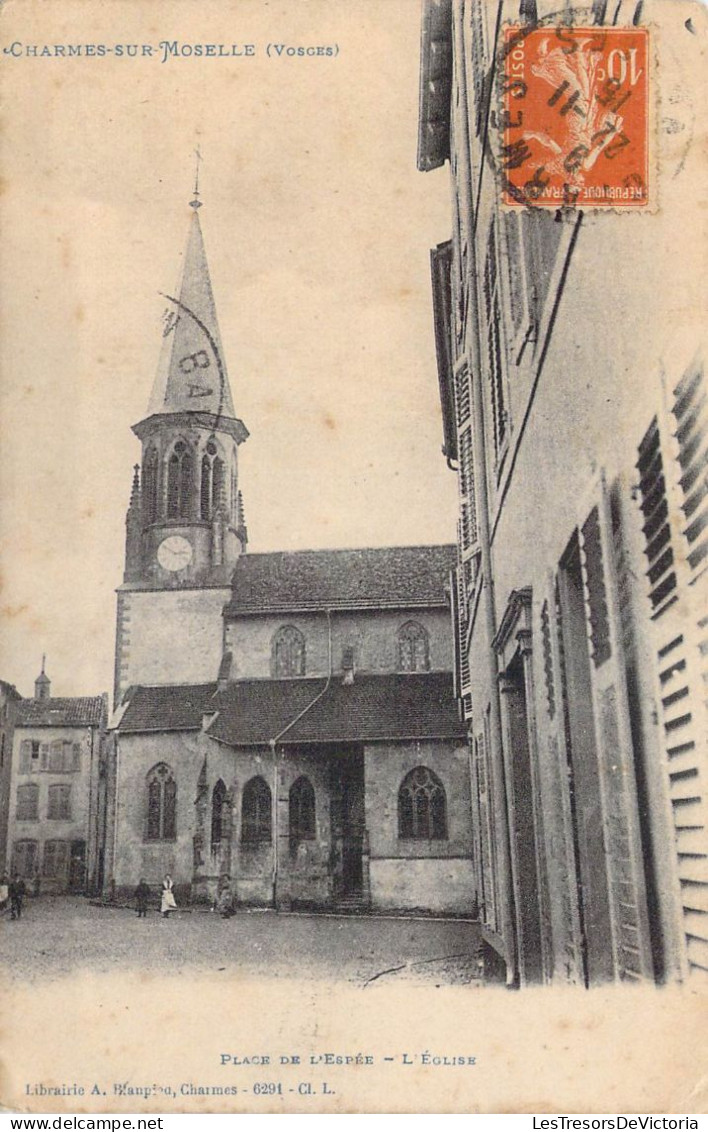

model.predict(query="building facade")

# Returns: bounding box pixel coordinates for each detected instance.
[107,195,472,914]
[418,0,707,984]
[7,665,108,894]
[0,678,22,873]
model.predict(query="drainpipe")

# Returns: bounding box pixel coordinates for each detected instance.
[269,609,333,908]
[452,3,517,982]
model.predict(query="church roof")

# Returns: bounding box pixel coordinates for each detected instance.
[116,683,217,733]
[17,696,106,728]
[208,673,464,745]
[114,674,464,744]
[224,545,457,616]
[146,208,236,420]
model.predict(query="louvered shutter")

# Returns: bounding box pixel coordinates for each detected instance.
[532,574,584,984]
[643,363,708,977]
[19,740,31,773]
[577,474,654,981]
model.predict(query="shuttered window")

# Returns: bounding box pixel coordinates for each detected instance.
[455,366,471,424]
[12,840,37,877]
[16,784,39,821]
[47,785,71,821]
[483,223,508,465]
[43,840,69,879]
[636,417,677,614]
[458,426,477,550]
[48,741,80,773]
[456,566,471,695]
[673,364,708,578]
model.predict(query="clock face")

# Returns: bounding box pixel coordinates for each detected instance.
[157,535,193,572]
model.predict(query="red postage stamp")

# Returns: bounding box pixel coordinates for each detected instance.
[500,25,649,208]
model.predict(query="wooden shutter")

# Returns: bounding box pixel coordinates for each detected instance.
[577,474,654,981]
[19,740,31,773]
[644,363,708,977]
[40,743,48,771]
[531,575,585,984]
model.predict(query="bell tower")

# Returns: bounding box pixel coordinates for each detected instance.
[115,182,249,704]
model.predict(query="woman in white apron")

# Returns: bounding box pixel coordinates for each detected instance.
[160,874,177,918]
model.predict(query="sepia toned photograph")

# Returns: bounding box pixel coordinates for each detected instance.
[0,0,705,1116]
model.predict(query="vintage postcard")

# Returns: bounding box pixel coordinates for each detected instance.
[0,0,706,1117]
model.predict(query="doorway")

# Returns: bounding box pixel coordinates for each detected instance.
[330,749,365,899]
[68,840,86,893]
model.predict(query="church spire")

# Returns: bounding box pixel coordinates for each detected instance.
[35,656,51,701]
[147,193,236,420]
[190,146,203,211]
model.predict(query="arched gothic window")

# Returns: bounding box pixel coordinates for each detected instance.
[166,441,193,519]
[146,763,177,841]
[398,766,447,840]
[200,441,225,520]
[143,448,159,524]
[272,625,306,678]
[398,621,430,673]
[211,779,227,855]
[241,776,272,844]
[289,776,316,844]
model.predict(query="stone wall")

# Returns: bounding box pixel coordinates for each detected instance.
[110,731,475,915]
[114,587,230,705]
[224,608,453,680]
[364,739,474,915]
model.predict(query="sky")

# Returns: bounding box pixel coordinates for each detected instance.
[0,0,457,699]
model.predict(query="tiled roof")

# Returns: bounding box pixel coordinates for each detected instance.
[116,683,217,733]
[207,672,465,746]
[17,696,105,728]
[224,545,457,616]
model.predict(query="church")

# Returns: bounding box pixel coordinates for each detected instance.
[105,189,472,914]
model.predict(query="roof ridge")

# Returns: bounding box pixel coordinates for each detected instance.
[235,543,457,560]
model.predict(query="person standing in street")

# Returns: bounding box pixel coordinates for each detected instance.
[216,874,234,919]
[134,878,151,918]
[160,874,177,919]
[9,875,26,921]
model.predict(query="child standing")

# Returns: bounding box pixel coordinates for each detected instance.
[134,878,151,918]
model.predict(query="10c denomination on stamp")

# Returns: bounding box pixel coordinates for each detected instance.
[500,25,649,208]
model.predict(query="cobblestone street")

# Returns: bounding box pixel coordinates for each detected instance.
[1,896,485,987]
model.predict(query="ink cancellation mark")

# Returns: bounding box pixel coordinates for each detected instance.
[498,25,650,209]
